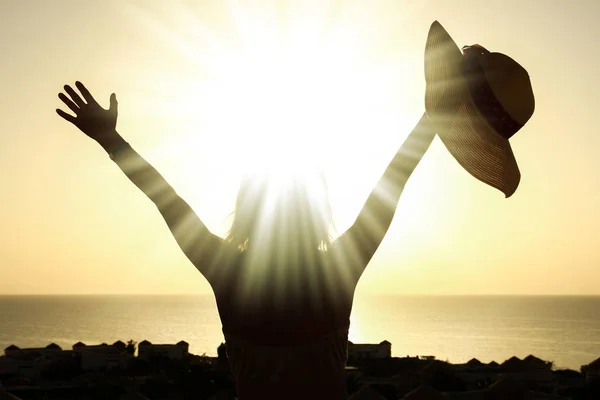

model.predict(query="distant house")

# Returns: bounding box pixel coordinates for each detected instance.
[501,356,524,372]
[72,342,86,350]
[4,344,62,359]
[466,358,483,368]
[3,346,20,358]
[112,340,127,353]
[347,340,391,362]
[73,342,133,371]
[0,352,46,380]
[581,357,600,383]
[137,340,189,361]
[523,354,551,370]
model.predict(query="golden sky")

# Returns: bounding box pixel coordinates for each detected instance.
[1,0,599,295]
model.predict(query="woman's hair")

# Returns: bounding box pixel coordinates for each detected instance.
[226,170,333,253]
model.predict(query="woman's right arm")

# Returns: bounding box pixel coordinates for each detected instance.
[330,114,436,281]
[56,82,226,282]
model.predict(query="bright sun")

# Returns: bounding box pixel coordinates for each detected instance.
[127,1,424,237]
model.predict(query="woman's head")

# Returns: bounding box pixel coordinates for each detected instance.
[227,170,333,253]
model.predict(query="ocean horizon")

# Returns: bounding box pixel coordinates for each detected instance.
[2,294,599,371]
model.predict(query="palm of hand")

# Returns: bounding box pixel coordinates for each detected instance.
[56,81,119,148]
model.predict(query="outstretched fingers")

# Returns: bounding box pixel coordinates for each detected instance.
[58,92,80,114]
[56,109,77,124]
[64,85,86,107]
[75,81,98,105]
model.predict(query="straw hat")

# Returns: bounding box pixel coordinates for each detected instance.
[424,21,535,197]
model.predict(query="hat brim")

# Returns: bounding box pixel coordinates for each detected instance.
[425,21,520,198]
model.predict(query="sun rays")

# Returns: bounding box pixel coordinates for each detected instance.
[119,1,433,255]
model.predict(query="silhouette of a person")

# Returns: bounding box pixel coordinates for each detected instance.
[56,81,436,400]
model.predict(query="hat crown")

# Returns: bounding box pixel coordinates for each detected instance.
[479,53,535,126]
[460,46,534,139]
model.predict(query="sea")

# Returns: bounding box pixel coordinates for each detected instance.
[1,295,598,371]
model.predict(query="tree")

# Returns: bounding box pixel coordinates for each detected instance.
[126,340,137,355]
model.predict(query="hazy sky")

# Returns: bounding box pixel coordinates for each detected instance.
[1,0,599,295]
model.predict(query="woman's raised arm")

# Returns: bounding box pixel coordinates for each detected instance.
[56,82,225,282]
[331,113,436,281]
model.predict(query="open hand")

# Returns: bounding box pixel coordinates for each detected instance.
[56,81,120,149]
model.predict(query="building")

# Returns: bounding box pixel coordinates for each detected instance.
[72,341,133,371]
[500,356,523,372]
[112,340,127,353]
[137,340,189,361]
[1,344,72,380]
[3,344,62,359]
[522,355,551,370]
[581,357,600,383]
[465,358,483,368]
[347,340,391,362]
[3,346,20,358]
[0,353,45,380]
